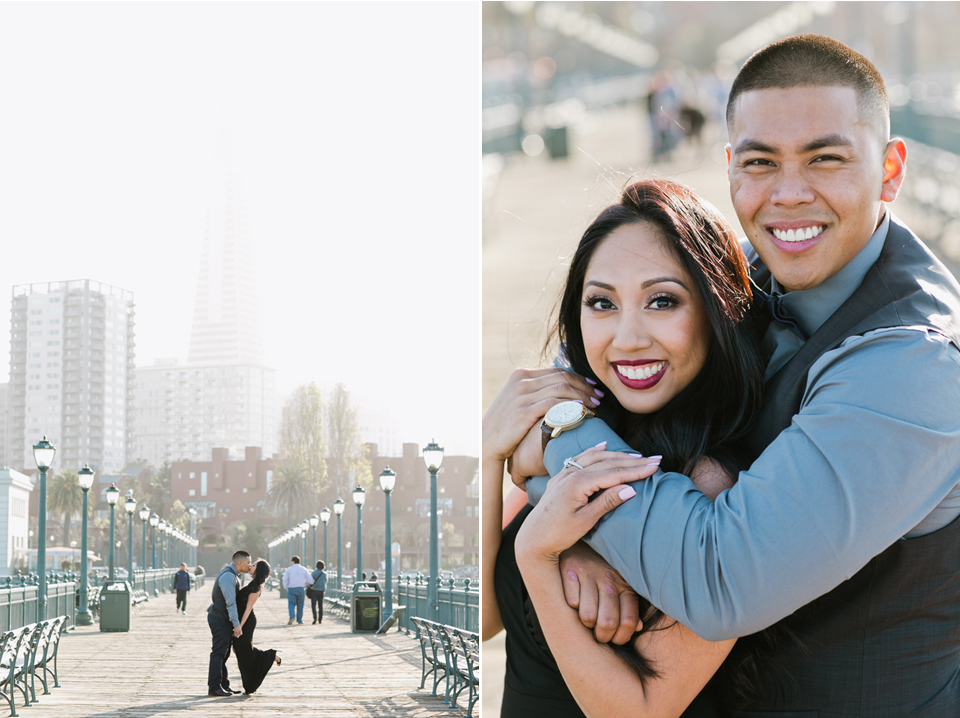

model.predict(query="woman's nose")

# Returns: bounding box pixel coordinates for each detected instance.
[611,312,653,352]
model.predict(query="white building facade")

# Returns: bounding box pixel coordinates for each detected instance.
[8,280,134,474]
[0,468,33,575]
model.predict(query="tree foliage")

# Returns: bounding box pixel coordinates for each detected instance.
[231,519,267,562]
[267,463,317,528]
[279,383,326,491]
[325,383,371,499]
[47,470,82,545]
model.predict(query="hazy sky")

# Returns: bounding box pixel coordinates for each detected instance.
[0,3,478,456]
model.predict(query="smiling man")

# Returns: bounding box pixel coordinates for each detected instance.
[523,34,960,715]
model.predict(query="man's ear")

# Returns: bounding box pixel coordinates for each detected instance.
[725,145,732,166]
[880,138,907,203]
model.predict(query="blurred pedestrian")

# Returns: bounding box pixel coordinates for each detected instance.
[308,560,327,625]
[174,562,192,614]
[282,556,311,625]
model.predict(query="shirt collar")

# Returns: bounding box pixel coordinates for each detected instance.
[772,210,891,336]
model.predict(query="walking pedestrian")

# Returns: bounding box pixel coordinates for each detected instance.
[282,556,311,625]
[309,560,327,625]
[206,550,250,697]
[174,562,191,615]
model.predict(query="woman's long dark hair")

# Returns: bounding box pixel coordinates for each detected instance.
[548,179,769,695]
[249,559,271,591]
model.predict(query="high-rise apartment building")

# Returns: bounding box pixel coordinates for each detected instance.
[8,280,135,474]
[131,145,278,467]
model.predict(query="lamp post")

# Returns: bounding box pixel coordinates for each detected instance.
[379,466,396,613]
[32,436,55,621]
[124,493,136,579]
[149,513,159,569]
[299,519,309,560]
[334,499,345,588]
[309,514,319,568]
[76,464,95,625]
[320,507,330,568]
[352,486,366,582]
[138,506,149,575]
[423,440,444,620]
[293,524,302,561]
[164,523,173,567]
[157,519,166,568]
[188,508,197,566]
[106,484,120,582]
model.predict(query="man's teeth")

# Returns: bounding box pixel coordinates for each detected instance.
[772,226,824,242]
[616,362,665,381]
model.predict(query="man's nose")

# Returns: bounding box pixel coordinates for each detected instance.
[770,165,816,207]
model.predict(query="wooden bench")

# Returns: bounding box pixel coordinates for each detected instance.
[131,589,150,611]
[411,617,448,698]
[446,626,479,717]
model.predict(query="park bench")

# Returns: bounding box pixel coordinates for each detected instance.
[0,625,34,716]
[443,625,479,717]
[0,615,68,716]
[411,618,451,699]
[131,588,150,611]
[30,615,66,698]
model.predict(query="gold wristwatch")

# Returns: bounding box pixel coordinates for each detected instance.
[541,401,595,452]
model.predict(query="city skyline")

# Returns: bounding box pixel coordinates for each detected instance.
[0,3,478,457]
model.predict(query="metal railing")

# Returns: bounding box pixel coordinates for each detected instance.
[132,568,184,596]
[0,574,76,631]
[395,575,479,634]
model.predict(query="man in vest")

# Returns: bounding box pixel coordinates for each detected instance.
[523,34,960,715]
[206,550,251,697]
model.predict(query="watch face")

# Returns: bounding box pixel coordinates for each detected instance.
[545,401,585,427]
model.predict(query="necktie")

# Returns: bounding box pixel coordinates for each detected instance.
[753,286,807,340]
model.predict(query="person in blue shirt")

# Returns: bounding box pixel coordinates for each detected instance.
[174,562,191,615]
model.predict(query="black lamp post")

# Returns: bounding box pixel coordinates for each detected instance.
[379,466,397,613]
[32,436,55,621]
[320,507,330,568]
[423,440,444,621]
[106,484,120,582]
[334,499,345,588]
[124,492,136,580]
[353,486,366,582]
[76,464,95,625]
[149,513,159,569]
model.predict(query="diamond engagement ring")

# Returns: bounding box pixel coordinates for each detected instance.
[563,457,584,470]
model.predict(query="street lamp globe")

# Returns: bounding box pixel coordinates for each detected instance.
[124,494,136,515]
[157,519,166,532]
[138,505,150,522]
[165,524,173,536]
[379,466,397,493]
[293,525,302,536]
[352,485,366,507]
[320,507,331,524]
[309,514,319,528]
[105,484,120,506]
[149,513,159,528]
[78,465,95,491]
[423,440,444,470]
[70,541,76,548]
[299,519,309,533]
[333,499,345,516]
[33,436,56,471]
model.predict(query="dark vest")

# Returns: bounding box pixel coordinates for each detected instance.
[207,564,239,621]
[724,219,960,717]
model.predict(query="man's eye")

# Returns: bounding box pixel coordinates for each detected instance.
[743,158,774,167]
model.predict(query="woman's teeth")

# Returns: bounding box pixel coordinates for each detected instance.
[616,362,665,380]
[772,226,824,242]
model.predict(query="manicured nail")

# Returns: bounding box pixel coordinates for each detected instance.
[573,399,584,404]
[590,397,600,406]
[594,388,605,397]
[594,441,607,449]
[619,486,637,500]
[585,377,597,385]
[628,453,643,458]
[647,455,662,461]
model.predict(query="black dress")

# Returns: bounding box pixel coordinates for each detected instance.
[232,582,278,694]
[496,504,720,718]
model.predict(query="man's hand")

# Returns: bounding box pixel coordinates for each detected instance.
[507,420,547,488]
[559,541,642,645]
[233,625,242,638]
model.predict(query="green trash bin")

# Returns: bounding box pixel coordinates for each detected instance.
[100,580,132,632]
[351,581,382,633]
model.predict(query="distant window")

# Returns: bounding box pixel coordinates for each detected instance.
[188,489,196,497]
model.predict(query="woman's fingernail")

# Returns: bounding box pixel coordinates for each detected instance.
[590,397,600,406]
[594,441,607,449]
[619,486,637,500]
[573,399,584,404]
[585,377,598,386]
[628,452,644,458]
[566,571,579,582]
[647,455,662,461]
[594,388,605,397]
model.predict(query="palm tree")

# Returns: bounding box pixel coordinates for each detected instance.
[48,470,82,546]
[267,464,316,528]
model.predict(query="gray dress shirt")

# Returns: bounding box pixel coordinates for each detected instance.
[527,211,960,641]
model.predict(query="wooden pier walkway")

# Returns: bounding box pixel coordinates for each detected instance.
[27,587,461,717]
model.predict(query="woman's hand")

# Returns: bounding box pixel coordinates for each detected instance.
[483,368,599,465]
[515,445,661,565]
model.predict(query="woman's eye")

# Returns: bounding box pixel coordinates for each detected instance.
[584,296,615,311]
[648,295,677,310]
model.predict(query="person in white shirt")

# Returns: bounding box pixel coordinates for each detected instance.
[281,556,313,625]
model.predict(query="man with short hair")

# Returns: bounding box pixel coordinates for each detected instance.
[282,555,312,626]
[206,550,250,697]
[174,562,191,615]
[524,34,960,714]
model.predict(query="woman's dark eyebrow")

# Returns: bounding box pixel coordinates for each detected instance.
[584,277,688,291]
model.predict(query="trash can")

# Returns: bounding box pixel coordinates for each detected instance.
[100,580,132,632]
[351,581,382,633]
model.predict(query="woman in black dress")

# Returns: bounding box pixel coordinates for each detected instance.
[234,559,281,694]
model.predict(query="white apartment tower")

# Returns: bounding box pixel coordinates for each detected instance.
[8,280,135,474]
[132,146,277,466]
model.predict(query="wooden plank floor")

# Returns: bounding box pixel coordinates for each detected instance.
[26,588,463,717]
